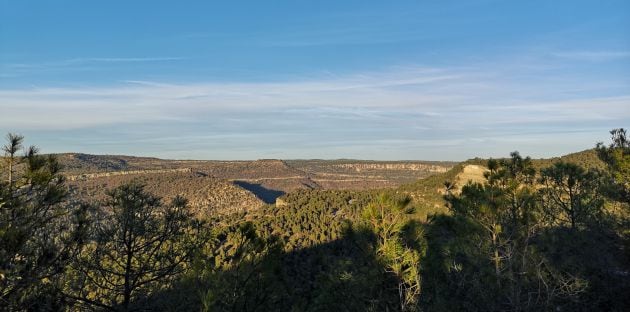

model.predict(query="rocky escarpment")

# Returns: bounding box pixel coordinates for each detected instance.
[286,160,456,188]
[65,168,194,181]
[332,163,450,173]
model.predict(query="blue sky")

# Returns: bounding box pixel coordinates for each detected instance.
[1,0,629,160]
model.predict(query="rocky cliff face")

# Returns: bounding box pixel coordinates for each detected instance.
[332,163,449,172]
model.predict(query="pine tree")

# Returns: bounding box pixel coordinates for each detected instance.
[361,193,424,311]
[0,133,88,309]
[596,128,630,205]
[66,183,195,311]
[539,162,604,229]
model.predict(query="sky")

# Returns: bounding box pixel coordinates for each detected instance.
[1,0,629,160]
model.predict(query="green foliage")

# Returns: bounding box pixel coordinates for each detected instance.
[423,147,630,311]
[154,189,410,311]
[399,163,464,216]
[360,193,425,311]
[65,182,196,311]
[437,152,554,309]
[597,128,630,205]
[539,162,605,228]
[198,221,284,311]
[253,189,375,249]
[2,130,629,311]
[421,213,499,310]
[0,134,87,310]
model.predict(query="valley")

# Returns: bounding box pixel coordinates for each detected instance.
[4,134,628,311]
[58,153,457,214]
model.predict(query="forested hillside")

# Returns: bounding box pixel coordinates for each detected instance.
[1,130,628,311]
[55,154,454,204]
[399,148,607,219]
[66,171,264,217]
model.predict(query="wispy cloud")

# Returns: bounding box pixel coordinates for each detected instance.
[3,57,185,74]
[9,56,184,67]
[1,63,628,159]
[551,50,630,62]
[75,57,185,63]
